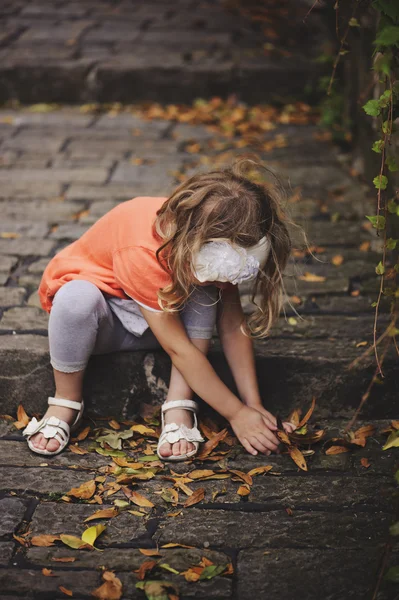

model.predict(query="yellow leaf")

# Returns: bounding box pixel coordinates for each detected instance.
[382,430,399,450]
[0,232,20,239]
[51,556,76,563]
[130,424,157,435]
[60,534,90,550]
[128,510,146,517]
[237,485,251,496]
[332,255,344,266]
[108,419,121,430]
[325,445,350,455]
[229,469,253,485]
[84,508,118,522]
[188,469,215,479]
[299,272,326,282]
[297,397,316,428]
[72,425,91,441]
[42,568,55,577]
[81,524,106,546]
[66,480,96,499]
[183,487,205,507]
[160,543,196,549]
[69,445,88,455]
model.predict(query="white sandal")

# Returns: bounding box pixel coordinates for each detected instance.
[157,399,205,461]
[22,397,85,456]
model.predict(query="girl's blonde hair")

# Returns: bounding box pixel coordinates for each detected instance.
[153,157,292,338]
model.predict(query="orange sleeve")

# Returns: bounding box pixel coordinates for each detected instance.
[113,246,171,311]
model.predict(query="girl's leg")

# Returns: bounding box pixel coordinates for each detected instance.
[158,285,218,458]
[31,280,128,452]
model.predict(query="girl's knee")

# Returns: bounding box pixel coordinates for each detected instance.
[51,280,105,321]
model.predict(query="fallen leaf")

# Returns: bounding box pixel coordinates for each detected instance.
[139,548,162,557]
[161,543,196,549]
[60,534,92,550]
[66,480,96,499]
[96,429,133,450]
[359,241,371,251]
[30,534,60,547]
[14,404,30,430]
[183,487,205,507]
[59,586,73,596]
[332,254,344,266]
[81,524,106,546]
[130,424,157,436]
[197,428,228,458]
[229,469,253,485]
[247,465,273,476]
[299,272,326,282]
[130,491,155,508]
[84,508,118,522]
[237,485,251,496]
[288,446,308,471]
[0,232,20,239]
[297,397,316,428]
[360,457,371,468]
[51,556,76,563]
[382,430,399,450]
[136,559,157,580]
[135,580,179,596]
[188,469,215,479]
[72,425,91,441]
[42,568,55,577]
[69,445,88,455]
[108,420,121,430]
[325,445,350,455]
[91,570,123,600]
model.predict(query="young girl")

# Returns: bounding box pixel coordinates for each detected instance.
[22,159,297,461]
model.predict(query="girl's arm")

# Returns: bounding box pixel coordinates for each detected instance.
[217,285,296,432]
[138,305,282,454]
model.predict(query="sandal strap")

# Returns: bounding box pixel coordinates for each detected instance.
[158,422,205,445]
[161,399,198,413]
[22,415,70,440]
[48,397,82,411]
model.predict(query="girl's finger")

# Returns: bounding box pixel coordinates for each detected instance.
[260,418,280,446]
[250,434,271,455]
[257,408,277,428]
[258,425,280,450]
[283,421,296,433]
[241,437,258,456]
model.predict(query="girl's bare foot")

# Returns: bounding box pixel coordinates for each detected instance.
[29,403,80,453]
[158,407,196,457]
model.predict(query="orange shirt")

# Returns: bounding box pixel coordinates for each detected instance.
[39,196,172,313]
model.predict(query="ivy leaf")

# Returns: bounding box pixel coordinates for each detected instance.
[387,199,398,213]
[372,139,384,153]
[375,261,385,275]
[375,25,399,47]
[373,51,392,76]
[199,565,228,580]
[349,17,360,27]
[378,89,392,107]
[366,214,386,229]
[382,120,391,134]
[363,99,380,116]
[382,429,399,450]
[386,156,399,171]
[372,175,388,190]
[386,238,398,250]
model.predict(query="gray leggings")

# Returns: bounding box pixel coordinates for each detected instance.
[49,280,218,373]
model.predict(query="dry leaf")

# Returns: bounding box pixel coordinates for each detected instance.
[237,485,251,496]
[136,559,157,580]
[66,480,96,499]
[188,469,215,479]
[84,508,118,522]
[60,534,92,550]
[81,524,106,546]
[161,543,196,549]
[30,534,60,547]
[325,445,350,455]
[130,424,157,435]
[288,446,308,471]
[247,465,273,477]
[332,255,344,266]
[14,404,30,429]
[108,420,121,430]
[197,428,228,458]
[359,241,371,252]
[1,232,20,239]
[183,487,205,507]
[42,568,55,577]
[139,548,162,557]
[297,397,316,428]
[299,272,326,282]
[69,445,88,455]
[229,469,253,485]
[360,457,371,468]
[59,586,73,596]
[72,425,91,441]
[91,571,123,600]
[52,556,76,563]
[130,491,154,508]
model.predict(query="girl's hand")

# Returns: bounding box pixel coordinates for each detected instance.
[251,404,297,435]
[228,404,282,456]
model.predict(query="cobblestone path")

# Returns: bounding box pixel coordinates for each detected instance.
[0,105,398,599]
[0,0,326,103]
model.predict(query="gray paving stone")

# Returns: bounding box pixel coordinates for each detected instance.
[0,238,55,257]
[31,503,149,543]
[0,466,99,495]
[0,497,27,536]
[0,181,62,199]
[49,223,91,241]
[0,569,102,597]
[0,255,18,273]
[0,307,49,331]
[0,109,95,129]
[155,508,393,549]
[94,113,171,137]
[2,133,66,153]
[236,547,387,600]
[0,221,49,238]
[111,162,180,188]
[0,440,105,470]
[0,287,26,306]
[26,258,50,274]
[0,542,14,565]
[0,167,109,184]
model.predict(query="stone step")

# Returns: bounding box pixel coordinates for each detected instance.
[1,333,397,421]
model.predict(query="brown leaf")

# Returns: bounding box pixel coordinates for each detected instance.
[130,491,154,508]
[183,487,205,507]
[229,469,253,486]
[14,404,30,430]
[247,465,273,477]
[161,543,196,549]
[332,254,344,266]
[297,397,316,428]
[51,556,76,563]
[42,568,55,577]
[325,445,350,455]
[353,424,376,439]
[188,469,215,479]
[136,559,157,580]
[84,508,119,522]
[287,408,302,426]
[360,457,371,468]
[66,480,96,499]
[59,586,73,597]
[108,420,121,430]
[299,272,326,282]
[71,425,90,441]
[276,429,291,445]
[139,548,162,557]
[91,571,122,600]
[289,429,325,446]
[237,484,251,496]
[197,428,228,458]
[30,534,60,547]
[288,446,308,471]
[69,445,88,455]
